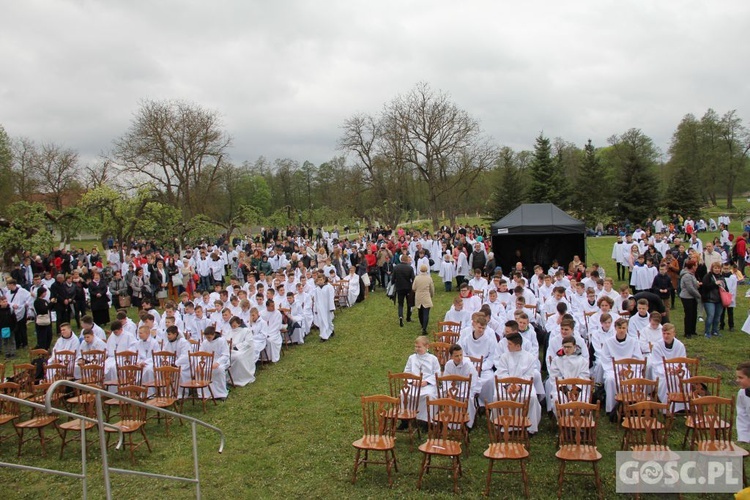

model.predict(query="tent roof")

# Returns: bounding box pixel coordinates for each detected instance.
[490,203,585,235]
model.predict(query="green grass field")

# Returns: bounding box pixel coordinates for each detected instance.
[1,233,748,499]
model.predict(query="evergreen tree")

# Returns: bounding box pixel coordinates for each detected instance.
[490,147,525,219]
[527,133,567,205]
[663,114,703,215]
[609,129,661,224]
[572,139,606,217]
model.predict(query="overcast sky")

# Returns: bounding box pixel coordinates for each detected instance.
[2,0,749,168]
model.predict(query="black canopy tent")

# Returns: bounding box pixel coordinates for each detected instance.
[490,203,586,274]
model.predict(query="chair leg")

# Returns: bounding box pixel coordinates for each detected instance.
[384,450,392,487]
[16,427,24,457]
[521,459,529,498]
[142,427,151,452]
[557,460,566,499]
[593,461,603,500]
[391,449,398,473]
[351,449,361,484]
[484,459,494,496]
[363,450,368,468]
[417,453,428,490]
[59,429,67,459]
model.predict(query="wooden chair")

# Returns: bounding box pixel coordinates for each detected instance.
[0,362,5,383]
[188,338,201,353]
[690,395,748,486]
[103,350,138,391]
[67,364,105,406]
[29,348,49,366]
[226,338,236,387]
[15,398,61,457]
[30,362,68,408]
[623,400,679,462]
[494,376,533,448]
[555,377,594,405]
[12,363,36,401]
[555,401,603,499]
[437,321,461,335]
[430,341,451,371]
[152,350,177,368]
[79,349,106,367]
[417,397,467,494]
[484,400,530,497]
[662,356,699,414]
[0,382,21,444]
[433,331,460,345]
[386,371,423,449]
[335,280,350,308]
[104,385,151,464]
[612,357,647,421]
[146,366,181,435]
[51,350,77,379]
[436,374,472,454]
[60,363,104,458]
[680,375,722,448]
[180,351,216,413]
[351,394,399,486]
[619,378,658,449]
[105,365,144,418]
[472,290,484,302]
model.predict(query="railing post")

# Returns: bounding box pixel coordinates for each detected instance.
[192,422,201,500]
[95,391,113,500]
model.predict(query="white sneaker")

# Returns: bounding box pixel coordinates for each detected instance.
[698,317,704,322]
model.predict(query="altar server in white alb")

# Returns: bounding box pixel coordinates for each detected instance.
[443,343,479,427]
[646,323,688,408]
[163,325,192,393]
[261,300,283,362]
[74,329,107,378]
[313,276,336,341]
[458,313,497,407]
[199,326,230,400]
[495,333,542,433]
[403,335,441,422]
[735,361,750,443]
[546,335,590,416]
[104,320,137,387]
[600,318,643,414]
[135,325,159,390]
[225,316,255,386]
[49,322,80,374]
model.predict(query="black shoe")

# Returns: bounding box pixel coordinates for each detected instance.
[397,420,409,430]
[399,318,404,327]
[406,318,412,323]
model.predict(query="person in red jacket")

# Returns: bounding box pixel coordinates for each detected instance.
[734,232,747,275]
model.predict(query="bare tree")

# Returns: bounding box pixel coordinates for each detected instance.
[10,137,41,201]
[35,142,80,210]
[112,99,232,219]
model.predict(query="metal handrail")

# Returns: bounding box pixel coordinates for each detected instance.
[45,379,225,500]
[0,391,124,500]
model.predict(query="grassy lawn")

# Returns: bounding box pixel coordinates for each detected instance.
[0,233,748,499]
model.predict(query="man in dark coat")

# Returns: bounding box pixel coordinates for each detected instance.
[88,269,110,326]
[391,254,415,327]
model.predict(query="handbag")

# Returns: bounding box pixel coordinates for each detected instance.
[719,286,732,307]
[1,327,10,339]
[386,282,396,298]
[361,274,371,287]
[35,313,51,326]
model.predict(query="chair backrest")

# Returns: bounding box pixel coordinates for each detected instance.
[438,321,461,334]
[612,358,647,394]
[80,349,106,367]
[152,350,177,369]
[434,331,460,345]
[557,401,600,447]
[116,364,144,387]
[188,351,214,383]
[430,342,451,370]
[153,366,180,399]
[662,357,699,394]
[486,399,528,445]
[387,371,422,415]
[188,338,201,353]
[436,374,472,404]
[118,385,149,422]
[689,395,735,443]
[495,376,533,407]
[425,397,468,441]
[472,290,484,302]
[12,363,35,394]
[79,364,105,387]
[468,355,483,375]
[29,348,49,364]
[42,362,69,384]
[623,400,673,448]
[618,377,658,403]
[360,394,398,438]
[0,381,20,417]
[53,350,77,378]
[114,350,138,368]
[680,375,721,403]
[555,377,594,405]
